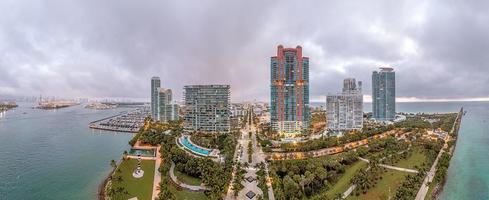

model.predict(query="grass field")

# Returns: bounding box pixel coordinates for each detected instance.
[394,148,427,169]
[348,169,408,200]
[322,161,367,198]
[110,159,155,200]
[169,183,208,200]
[175,170,202,186]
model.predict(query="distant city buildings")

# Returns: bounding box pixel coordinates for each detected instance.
[326,78,363,131]
[150,77,161,119]
[183,85,231,133]
[372,67,396,121]
[270,45,310,136]
[158,88,179,122]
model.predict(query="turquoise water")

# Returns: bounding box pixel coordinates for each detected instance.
[439,102,489,199]
[0,103,133,200]
[129,148,156,157]
[180,136,210,156]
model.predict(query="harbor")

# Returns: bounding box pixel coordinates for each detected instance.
[89,107,150,133]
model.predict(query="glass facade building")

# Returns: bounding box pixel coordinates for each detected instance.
[372,67,396,121]
[270,45,310,135]
[183,85,230,133]
[158,88,179,122]
[327,78,363,131]
[150,77,161,120]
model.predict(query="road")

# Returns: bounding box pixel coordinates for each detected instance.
[225,107,274,200]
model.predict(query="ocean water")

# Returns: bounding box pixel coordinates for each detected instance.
[438,102,489,200]
[0,103,133,200]
[0,101,487,199]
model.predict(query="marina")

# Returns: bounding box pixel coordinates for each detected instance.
[89,107,149,133]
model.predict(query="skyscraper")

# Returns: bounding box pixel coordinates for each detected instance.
[159,88,179,122]
[270,45,310,136]
[150,77,161,120]
[327,78,363,131]
[372,67,396,121]
[183,85,230,133]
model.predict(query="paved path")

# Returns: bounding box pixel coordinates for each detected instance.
[151,146,162,200]
[343,184,357,199]
[236,124,263,199]
[359,157,419,173]
[169,161,208,191]
[415,145,445,200]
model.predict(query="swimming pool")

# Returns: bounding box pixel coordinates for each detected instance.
[180,136,210,156]
[128,148,156,157]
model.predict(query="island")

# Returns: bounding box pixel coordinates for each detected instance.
[37,100,78,109]
[98,106,463,200]
[0,102,18,112]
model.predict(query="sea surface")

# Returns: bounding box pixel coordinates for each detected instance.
[0,102,488,199]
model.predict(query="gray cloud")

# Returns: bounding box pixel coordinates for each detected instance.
[1,0,489,101]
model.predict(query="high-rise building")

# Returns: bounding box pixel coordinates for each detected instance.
[372,67,396,121]
[327,78,363,131]
[270,45,310,136]
[150,77,161,120]
[158,88,179,122]
[183,85,230,133]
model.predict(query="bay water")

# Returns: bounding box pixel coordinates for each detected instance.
[0,103,133,200]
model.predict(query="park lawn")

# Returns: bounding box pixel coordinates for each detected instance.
[322,161,367,198]
[175,170,203,186]
[393,148,427,169]
[169,183,208,200]
[348,169,408,200]
[111,159,155,200]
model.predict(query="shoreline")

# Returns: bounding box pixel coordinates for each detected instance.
[430,108,464,200]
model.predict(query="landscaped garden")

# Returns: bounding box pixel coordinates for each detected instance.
[109,159,155,200]
[269,151,360,199]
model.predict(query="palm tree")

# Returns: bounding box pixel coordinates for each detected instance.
[123,151,128,160]
[106,187,116,199]
[110,160,117,170]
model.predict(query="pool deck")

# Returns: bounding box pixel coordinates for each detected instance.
[176,135,220,158]
[127,142,158,160]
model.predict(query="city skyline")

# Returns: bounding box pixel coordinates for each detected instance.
[1,1,489,102]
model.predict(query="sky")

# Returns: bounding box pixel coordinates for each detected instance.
[1,0,489,102]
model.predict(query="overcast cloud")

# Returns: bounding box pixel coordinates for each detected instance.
[1,0,489,102]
